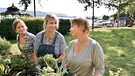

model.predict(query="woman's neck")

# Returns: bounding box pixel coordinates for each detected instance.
[45,30,55,37]
[45,30,56,43]
[19,33,25,37]
[77,34,89,43]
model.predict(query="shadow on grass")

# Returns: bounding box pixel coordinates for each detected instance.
[90,28,135,76]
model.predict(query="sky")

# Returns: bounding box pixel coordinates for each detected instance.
[0,0,117,17]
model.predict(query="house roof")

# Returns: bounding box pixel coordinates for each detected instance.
[4,3,21,15]
[119,13,130,20]
[119,17,130,20]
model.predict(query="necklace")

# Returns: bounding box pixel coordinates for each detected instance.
[45,32,53,44]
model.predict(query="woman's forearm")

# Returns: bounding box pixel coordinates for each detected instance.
[33,51,37,64]
[57,52,65,62]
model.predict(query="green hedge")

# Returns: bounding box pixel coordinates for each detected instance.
[0,17,70,40]
[22,17,43,35]
[58,19,70,35]
[0,18,15,40]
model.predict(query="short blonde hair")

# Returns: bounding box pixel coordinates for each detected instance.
[43,13,59,30]
[12,19,27,31]
[70,17,90,34]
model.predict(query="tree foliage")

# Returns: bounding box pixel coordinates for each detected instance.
[104,0,135,19]
[18,0,135,19]
[77,0,104,10]
[78,0,135,19]
[77,0,104,31]
[19,0,32,11]
[19,0,42,17]
[19,0,42,11]
[102,15,109,20]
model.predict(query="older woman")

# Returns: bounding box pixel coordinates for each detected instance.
[33,13,67,64]
[62,17,105,76]
[12,19,35,62]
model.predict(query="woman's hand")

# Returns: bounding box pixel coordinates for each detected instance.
[57,52,65,62]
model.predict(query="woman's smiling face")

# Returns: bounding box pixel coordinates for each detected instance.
[46,18,57,32]
[15,21,27,34]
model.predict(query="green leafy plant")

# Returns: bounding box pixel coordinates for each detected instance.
[37,54,57,69]
[0,37,11,55]
[37,54,62,76]
[0,58,11,75]
[8,55,37,76]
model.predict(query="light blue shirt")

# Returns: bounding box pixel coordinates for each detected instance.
[34,30,67,58]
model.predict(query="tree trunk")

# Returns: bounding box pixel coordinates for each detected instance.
[92,1,94,31]
[117,3,121,27]
[33,0,36,17]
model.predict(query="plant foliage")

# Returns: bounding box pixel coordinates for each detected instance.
[0,37,11,55]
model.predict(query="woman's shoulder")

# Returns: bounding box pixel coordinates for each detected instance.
[69,39,76,45]
[55,31,65,38]
[26,32,36,39]
[36,30,44,36]
[56,31,63,36]
[26,32,35,36]
[90,38,98,44]
[66,40,76,50]
[90,38,101,47]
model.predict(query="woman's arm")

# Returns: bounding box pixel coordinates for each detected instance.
[57,52,66,62]
[92,41,105,75]
[33,51,38,64]
[33,32,42,64]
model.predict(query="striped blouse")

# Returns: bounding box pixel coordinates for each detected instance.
[17,32,35,59]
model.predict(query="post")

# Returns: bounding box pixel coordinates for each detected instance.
[117,3,120,27]
[92,0,94,31]
[33,0,36,17]
[0,15,1,23]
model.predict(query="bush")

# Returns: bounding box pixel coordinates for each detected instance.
[21,17,44,35]
[0,18,16,40]
[58,19,70,35]
[0,37,11,55]
[0,17,70,40]
[9,55,37,76]
[0,55,38,76]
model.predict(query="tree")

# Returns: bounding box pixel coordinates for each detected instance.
[102,15,109,20]
[77,0,104,31]
[19,0,31,11]
[120,1,135,19]
[19,0,42,17]
[103,0,135,27]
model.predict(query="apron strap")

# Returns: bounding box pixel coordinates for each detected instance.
[40,31,58,45]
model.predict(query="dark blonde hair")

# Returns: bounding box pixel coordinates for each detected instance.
[12,19,27,31]
[43,13,59,30]
[70,17,90,34]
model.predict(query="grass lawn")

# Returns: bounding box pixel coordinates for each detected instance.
[10,27,135,76]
